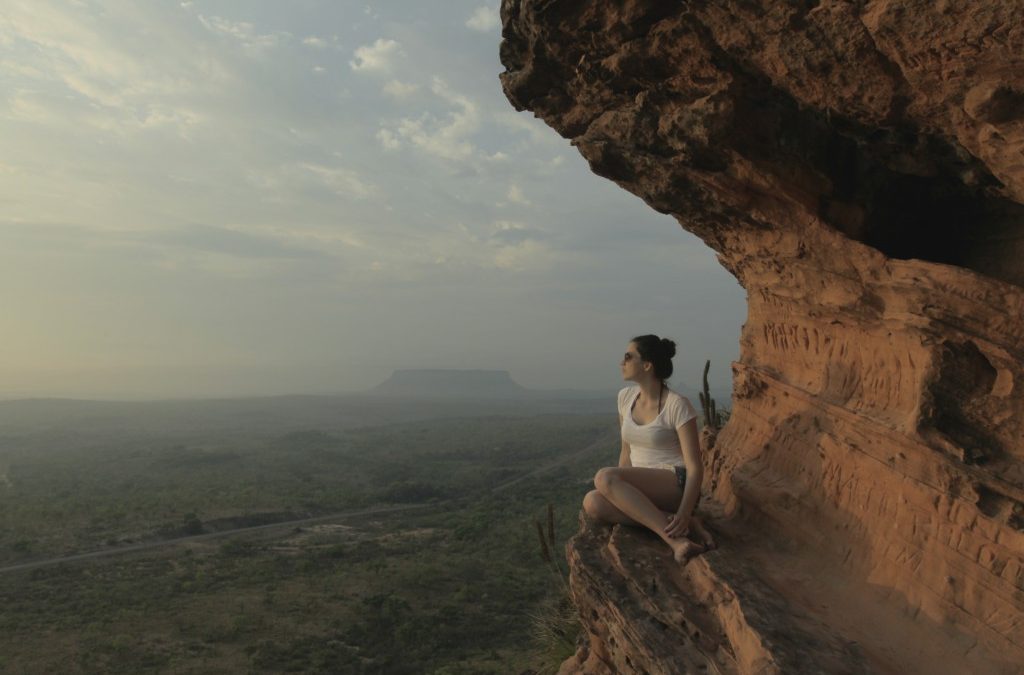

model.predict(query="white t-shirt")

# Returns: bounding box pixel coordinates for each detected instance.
[617,385,698,469]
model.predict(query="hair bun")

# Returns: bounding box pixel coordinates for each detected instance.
[659,338,677,359]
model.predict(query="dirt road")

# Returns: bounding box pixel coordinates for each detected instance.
[0,431,614,574]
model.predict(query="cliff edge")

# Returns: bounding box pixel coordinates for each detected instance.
[500,1,1024,672]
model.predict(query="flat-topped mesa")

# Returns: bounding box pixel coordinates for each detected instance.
[500,1,1024,672]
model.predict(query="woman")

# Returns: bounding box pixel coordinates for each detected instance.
[582,334,715,563]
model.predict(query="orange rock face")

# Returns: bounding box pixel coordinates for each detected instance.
[500,1,1024,672]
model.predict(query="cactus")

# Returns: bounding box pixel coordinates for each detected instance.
[534,504,571,594]
[528,503,580,669]
[699,360,723,432]
[535,520,552,564]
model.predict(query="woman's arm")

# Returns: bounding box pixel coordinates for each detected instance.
[617,413,632,467]
[667,418,702,535]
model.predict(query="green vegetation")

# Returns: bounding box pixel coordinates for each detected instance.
[528,504,581,673]
[0,408,616,673]
[0,413,607,561]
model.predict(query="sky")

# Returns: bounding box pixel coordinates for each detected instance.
[0,0,746,399]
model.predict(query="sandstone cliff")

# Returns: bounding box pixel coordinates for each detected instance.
[500,1,1024,672]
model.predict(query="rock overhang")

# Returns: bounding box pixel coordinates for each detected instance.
[500,1,1024,672]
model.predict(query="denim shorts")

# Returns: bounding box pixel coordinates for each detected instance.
[674,466,687,490]
[675,466,699,507]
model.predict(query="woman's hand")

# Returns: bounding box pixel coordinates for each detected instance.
[664,512,690,538]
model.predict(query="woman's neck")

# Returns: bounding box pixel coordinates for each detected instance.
[636,378,664,405]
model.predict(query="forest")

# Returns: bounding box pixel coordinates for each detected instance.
[0,397,617,673]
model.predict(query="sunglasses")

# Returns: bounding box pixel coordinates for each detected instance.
[622,352,641,362]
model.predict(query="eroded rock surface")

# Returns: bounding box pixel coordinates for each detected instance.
[500,1,1024,672]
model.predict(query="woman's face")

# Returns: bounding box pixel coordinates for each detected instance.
[620,342,644,381]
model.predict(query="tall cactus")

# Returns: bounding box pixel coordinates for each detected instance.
[698,359,721,432]
[698,360,723,456]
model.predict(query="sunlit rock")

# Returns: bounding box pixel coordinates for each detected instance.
[500,1,1024,672]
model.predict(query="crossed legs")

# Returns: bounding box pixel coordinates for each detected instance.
[583,467,715,564]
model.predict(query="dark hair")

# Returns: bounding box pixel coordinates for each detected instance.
[631,334,676,381]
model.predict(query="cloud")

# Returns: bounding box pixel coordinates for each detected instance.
[7,90,62,125]
[493,239,552,271]
[198,15,283,54]
[245,162,377,202]
[295,162,376,199]
[1,3,191,110]
[302,36,327,49]
[137,105,203,135]
[490,220,546,246]
[0,221,332,266]
[355,220,556,279]
[466,7,500,32]
[494,110,560,145]
[377,77,480,161]
[505,184,530,206]
[150,224,328,260]
[8,87,201,139]
[349,38,401,72]
[0,2,231,143]
[376,128,400,150]
[486,225,556,272]
[382,79,419,98]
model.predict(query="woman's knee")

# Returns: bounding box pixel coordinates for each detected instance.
[582,490,603,518]
[593,467,619,493]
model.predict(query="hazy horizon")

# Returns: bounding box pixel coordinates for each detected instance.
[1,1,745,401]
[0,365,732,403]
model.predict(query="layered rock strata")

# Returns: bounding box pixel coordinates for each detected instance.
[500,1,1024,672]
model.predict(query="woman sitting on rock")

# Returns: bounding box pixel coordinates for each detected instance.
[583,334,716,563]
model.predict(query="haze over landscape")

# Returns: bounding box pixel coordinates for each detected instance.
[0,0,744,401]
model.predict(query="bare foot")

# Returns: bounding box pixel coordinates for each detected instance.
[689,516,717,551]
[669,538,706,565]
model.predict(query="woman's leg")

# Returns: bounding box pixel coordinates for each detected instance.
[583,490,675,525]
[583,490,634,524]
[592,467,704,563]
